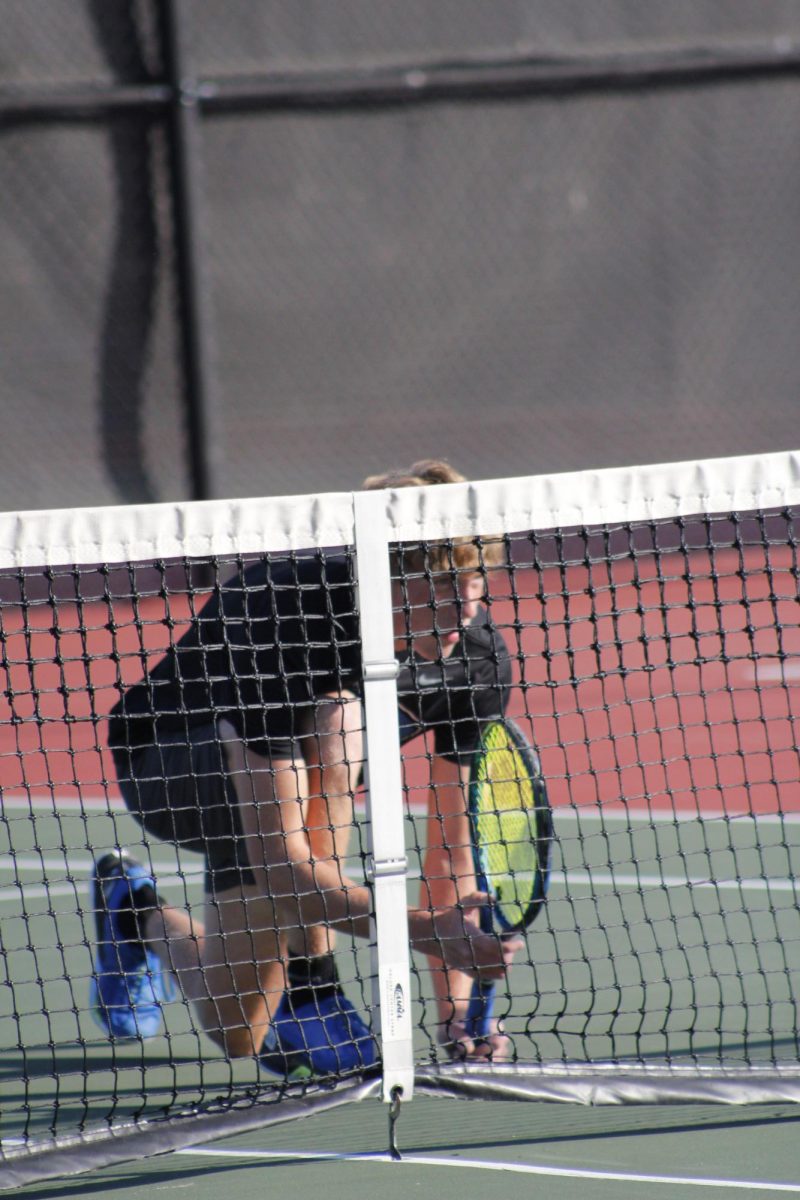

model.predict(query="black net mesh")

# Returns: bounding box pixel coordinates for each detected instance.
[400,511,799,1068]
[1,477,799,1182]
[0,548,375,1156]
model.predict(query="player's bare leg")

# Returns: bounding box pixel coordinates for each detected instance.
[224,701,375,1074]
[137,705,364,1061]
[138,721,295,1057]
[296,690,364,959]
[143,885,286,1058]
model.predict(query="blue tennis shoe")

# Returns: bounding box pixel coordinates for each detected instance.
[90,850,174,1039]
[260,988,377,1080]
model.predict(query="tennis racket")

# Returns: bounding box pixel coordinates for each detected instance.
[465,719,552,1042]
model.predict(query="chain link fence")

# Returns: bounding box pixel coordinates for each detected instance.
[2,1,799,509]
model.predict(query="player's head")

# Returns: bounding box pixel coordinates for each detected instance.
[362,459,506,657]
[362,458,465,491]
[361,459,506,575]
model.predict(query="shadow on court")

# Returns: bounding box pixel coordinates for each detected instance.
[0,1051,212,1077]
[14,1165,228,1200]
[399,1105,800,1156]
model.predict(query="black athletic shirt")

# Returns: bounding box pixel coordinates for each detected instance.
[108,551,510,761]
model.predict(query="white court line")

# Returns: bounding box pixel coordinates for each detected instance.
[0,857,205,904]
[3,877,795,905]
[0,792,424,818]
[3,791,799,826]
[0,879,205,902]
[5,875,795,906]
[175,1145,800,1192]
[0,854,204,876]
[0,791,125,811]
[552,872,798,894]
[553,809,800,825]
[1,856,796,905]
[738,661,800,686]
[2,882,90,901]
[2,854,795,897]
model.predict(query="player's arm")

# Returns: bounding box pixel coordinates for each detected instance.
[414,614,513,908]
[408,902,521,977]
[226,728,512,977]
[413,616,515,1052]
[254,815,515,977]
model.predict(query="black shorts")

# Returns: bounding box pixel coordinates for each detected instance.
[112,726,255,896]
[111,621,511,896]
[111,716,429,897]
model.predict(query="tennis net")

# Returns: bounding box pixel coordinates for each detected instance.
[2,449,800,1186]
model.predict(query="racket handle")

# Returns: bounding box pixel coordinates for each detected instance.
[466,901,499,1040]
[466,978,497,1041]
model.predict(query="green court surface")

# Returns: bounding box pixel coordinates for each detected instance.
[3,793,800,1197]
[10,1096,800,1200]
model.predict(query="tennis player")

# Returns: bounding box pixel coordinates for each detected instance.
[97,460,518,1077]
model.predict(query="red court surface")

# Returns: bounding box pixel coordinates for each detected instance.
[1,552,798,819]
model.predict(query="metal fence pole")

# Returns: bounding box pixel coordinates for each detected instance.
[160,0,220,502]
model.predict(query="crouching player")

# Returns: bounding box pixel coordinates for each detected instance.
[95,461,518,1076]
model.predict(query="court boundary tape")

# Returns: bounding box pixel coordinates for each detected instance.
[4,791,799,824]
[175,1144,800,1192]
[4,851,797,903]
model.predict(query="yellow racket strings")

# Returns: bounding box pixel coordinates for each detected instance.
[474,725,539,925]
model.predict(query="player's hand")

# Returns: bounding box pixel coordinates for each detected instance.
[431,892,523,978]
[440,1018,512,1064]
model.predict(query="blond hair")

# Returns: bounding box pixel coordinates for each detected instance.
[362,458,505,574]
[362,458,467,492]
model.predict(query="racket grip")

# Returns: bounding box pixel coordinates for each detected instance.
[465,901,499,1040]
[466,978,497,1041]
